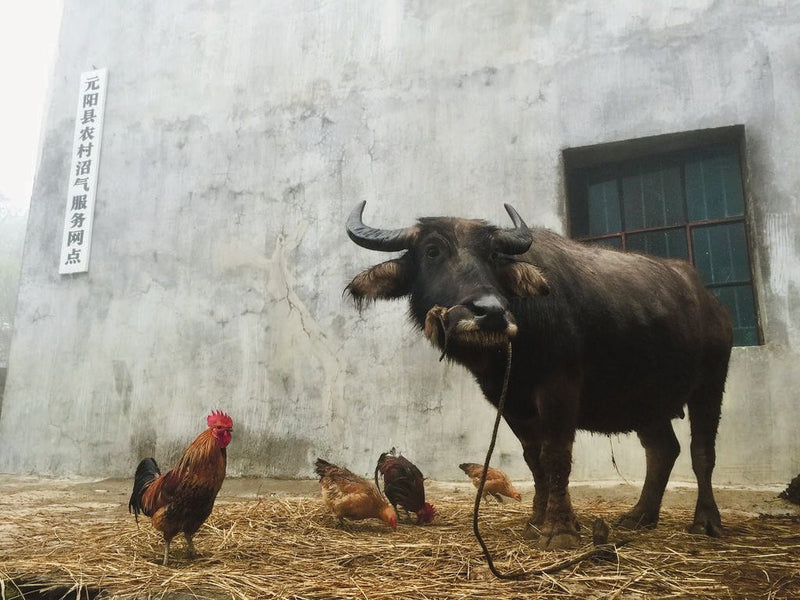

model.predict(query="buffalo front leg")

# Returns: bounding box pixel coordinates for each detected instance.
[530,379,581,550]
[503,415,549,538]
[618,420,680,530]
[537,436,580,550]
[524,439,548,531]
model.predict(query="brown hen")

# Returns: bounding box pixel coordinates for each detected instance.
[315,458,397,529]
[459,462,522,502]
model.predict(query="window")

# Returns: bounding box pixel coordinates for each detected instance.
[564,127,759,346]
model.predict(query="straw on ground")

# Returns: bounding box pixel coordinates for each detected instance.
[1,496,798,599]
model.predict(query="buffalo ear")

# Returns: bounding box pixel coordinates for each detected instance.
[499,261,550,297]
[346,258,412,309]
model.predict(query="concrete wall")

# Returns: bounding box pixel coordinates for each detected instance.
[2,0,799,486]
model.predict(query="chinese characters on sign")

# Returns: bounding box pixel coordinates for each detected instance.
[59,69,107,274]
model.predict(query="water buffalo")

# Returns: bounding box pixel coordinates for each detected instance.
[345,201,733,550]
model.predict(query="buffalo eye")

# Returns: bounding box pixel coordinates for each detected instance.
[425,244,441,259]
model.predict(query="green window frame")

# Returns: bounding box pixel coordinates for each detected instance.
[565,131,759,346]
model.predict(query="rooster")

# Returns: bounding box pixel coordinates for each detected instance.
[375,448,435,524]
[459,462,522,503]
[315,458,397,529]
[128,410,233,566]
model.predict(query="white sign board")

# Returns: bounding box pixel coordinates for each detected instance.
[59,68,107,274]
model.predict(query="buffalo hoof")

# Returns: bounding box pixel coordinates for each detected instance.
[616,509,658,530]
[687,518,723,537]
[522,521,542,541]
[688,502,723,537]
[539,530,581,551]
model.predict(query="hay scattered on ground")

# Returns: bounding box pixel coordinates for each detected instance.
[1,495,798,599]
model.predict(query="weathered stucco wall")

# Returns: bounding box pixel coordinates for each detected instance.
[1,0,799,486]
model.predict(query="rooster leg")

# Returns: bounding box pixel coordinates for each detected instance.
[184,533,197,558]
[491,493,504,503]
[162,540,171,567]
[392,504,409,524]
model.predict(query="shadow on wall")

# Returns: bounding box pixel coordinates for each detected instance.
[0,365,6,412]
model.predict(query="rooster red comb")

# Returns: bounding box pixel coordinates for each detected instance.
[207,410,233,429]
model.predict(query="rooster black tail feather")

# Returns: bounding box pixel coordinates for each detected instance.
[129,457,161,522]
[374,447,395,497]
[374,462,382,497]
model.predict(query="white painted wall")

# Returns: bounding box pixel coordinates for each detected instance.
[2,0,799,487]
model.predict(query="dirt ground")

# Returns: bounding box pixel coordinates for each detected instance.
[0,473,793,517]
[0,474,794,545]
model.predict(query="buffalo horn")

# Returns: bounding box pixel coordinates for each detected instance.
[346,201,417,252]
[494,203,533,255]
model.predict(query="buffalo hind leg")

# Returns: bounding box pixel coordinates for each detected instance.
[618,420,680,530]
[687,384,724,536]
